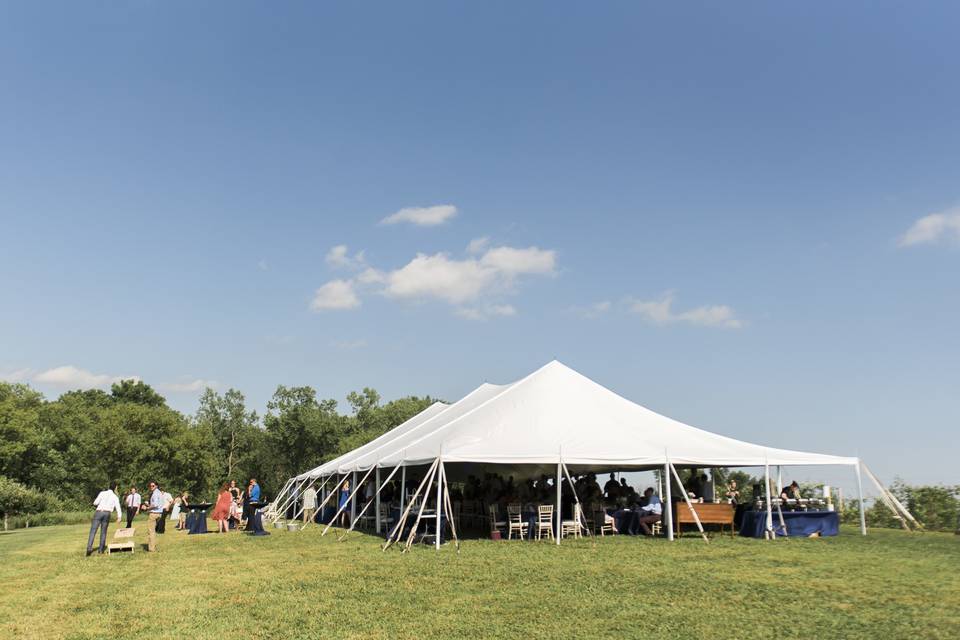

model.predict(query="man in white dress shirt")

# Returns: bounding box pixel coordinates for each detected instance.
[124,486,141,529]
[86,481,122,556]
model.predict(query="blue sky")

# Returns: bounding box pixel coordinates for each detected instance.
[1,2,958,489]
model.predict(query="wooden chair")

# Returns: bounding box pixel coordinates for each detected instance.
[561,504,583,539]
[377,504,395,535]
[594,510,615,536]
[507,509,529,540]
[488,504,506,537]
[536,505,554,541]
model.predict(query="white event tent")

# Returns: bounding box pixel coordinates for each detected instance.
[272,361,916,547]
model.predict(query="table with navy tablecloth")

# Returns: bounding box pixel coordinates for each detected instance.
[186,503,212,534]
[739,510,840,538]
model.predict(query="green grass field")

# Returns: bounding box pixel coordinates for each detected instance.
[1,521,957,640]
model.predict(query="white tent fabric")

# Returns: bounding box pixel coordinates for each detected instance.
[302,360,856,478]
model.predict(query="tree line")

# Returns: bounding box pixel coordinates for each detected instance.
[0,379,435,527]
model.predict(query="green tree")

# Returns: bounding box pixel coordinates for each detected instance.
[195,388,262,483]
[111,379,166,407]
[0,476,50,530]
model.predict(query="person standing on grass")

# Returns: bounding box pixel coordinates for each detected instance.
[124,486,141,529]
[146,481,164,552]
[302,483,317,524]
[338,479,351,528]
[155,484,173,534]
[86,481,122,556]
[211,483,232,533]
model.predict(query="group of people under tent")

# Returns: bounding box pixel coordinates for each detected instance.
[290,466,818,538]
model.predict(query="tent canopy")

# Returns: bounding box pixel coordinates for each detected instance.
[299,360,855,479]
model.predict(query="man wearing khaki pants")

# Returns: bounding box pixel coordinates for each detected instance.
[302,484,317,524]
[146,481,164,552]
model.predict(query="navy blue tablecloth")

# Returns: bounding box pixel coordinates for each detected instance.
[246,510,270,536]
[187,509,208,534]
[739,510,839,538]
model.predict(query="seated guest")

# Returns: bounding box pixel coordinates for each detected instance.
[636,487,662,535]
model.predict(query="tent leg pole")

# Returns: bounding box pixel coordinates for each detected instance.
[555,461,561,545]
[435,457,443,551]
[400,466,406,513]
[350,471,357,525]
[375,468,381,534]
[856,460,867,536]
[764,461,774,539]
[668,463,708,543]
[404,460,440,552]
[301,474,343,530]
[664,461,673,541]
[348,464,401,534]
[323,467,375,537]
[440,462,460,553]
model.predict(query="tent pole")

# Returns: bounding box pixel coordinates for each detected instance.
[764,461,774,539]
[400,465,407,514]
[863,468,909,531]
[348,463,401,534]
[404,460,440,552]
[664,459,673,541]
[350,471,357,524]
[855,460,867,536]
[269,478,294,523]
[435,455,443,551]
[862,463,921,530]
[561,462,590,537]
[383,459,438,551]
[668,462,708,543]
[301,473,344,530]
[555,460,562,545]
[273,477,304,523]
[773,465,788,536]
[375,467,381,534]
[290,475,326,524]
[322,466,375,537]
[440,462,460,553]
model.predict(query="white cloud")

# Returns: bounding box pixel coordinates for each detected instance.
[380,204,458,227]
[384,245,555,304]
[309,243,555,318]
[32,365,139,389]
[310,279,361,311]
[898,206,960,247]
[325,245,366,269]
[385,253,495,304]
[628,293,742,329]
[479,246,556,276]
[0,368,32,383]
[466,236,490,254]
[158,379,218,393]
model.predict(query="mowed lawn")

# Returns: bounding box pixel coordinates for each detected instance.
[1,521,958,640]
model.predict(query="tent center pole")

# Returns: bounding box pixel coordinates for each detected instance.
[855,460,867,536]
